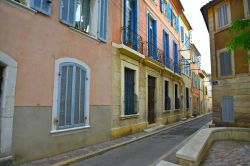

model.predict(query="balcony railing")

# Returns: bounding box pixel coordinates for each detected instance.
[121,27,181,74]
[122,27,143,54]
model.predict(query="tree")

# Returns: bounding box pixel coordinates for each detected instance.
[227,19,250,60]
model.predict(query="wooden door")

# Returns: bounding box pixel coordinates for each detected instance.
[148,76,155,124]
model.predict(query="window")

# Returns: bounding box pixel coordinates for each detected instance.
[219,51,233,77]
[14,0,51,15]
[167,2,171,21]
[217,4,229,28]
[164,80,171,110]
[148,13,157,60]
[171,10,176,28]
[181,57,190,77]
[60,0,108,42]
[173,41,179,73]
[244,0,250,17]
[124,68,137,115]
[123,0,138,50]
[51,58,90,132]
[121,61,139,117]
[163,30,170,69]
[221,96,234,122]
[174,84,180,109]
[186,88,189,109]
[248,0,250,15]
[185,34,190,49]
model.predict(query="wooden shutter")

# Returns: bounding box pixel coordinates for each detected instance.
[176,16,179,32]
[248,0,250,15]
[220,52,232,76]
[125,68,135,115]
[31,0,52,15]
[167,3,171,21]
[222,96,234,122]
[60,0,76,26]
[58,63,87,129]
[98,0,108,42]
[132,0,138,50]
[160,0,163,13]
[153,19,157,60]
[181,26,184,42]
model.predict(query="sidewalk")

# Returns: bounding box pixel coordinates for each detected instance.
[19,113,211,166]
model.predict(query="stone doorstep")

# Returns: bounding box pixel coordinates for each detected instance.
[144,124,165,132]
[0,156,13,166]
[19,113,211,166]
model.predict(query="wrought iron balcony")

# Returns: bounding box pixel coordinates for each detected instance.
[122,27,143,54]
[174,62,182,74]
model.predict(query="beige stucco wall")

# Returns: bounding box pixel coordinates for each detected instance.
[206,0,250,127]
[111,45,183,138]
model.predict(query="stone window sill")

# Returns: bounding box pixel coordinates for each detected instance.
[50,125,90,136]
[69,27,100,43]
[5,0,37,14]
[120,114,140,120]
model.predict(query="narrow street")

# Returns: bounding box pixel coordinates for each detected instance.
[71,114,212,166]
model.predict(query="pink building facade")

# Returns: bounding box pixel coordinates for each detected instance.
[0,0,112,164]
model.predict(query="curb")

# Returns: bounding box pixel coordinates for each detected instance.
[52,113,212,166]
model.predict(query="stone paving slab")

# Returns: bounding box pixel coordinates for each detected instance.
[18,114,210,166]
[202,141,250,166]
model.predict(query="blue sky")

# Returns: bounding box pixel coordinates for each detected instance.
[180,0,211,74]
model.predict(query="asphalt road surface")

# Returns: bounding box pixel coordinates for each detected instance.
[71,114,212,166]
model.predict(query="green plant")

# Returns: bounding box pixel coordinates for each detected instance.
[227,19,250,60]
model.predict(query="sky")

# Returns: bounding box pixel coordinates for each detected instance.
[180,0,211,74]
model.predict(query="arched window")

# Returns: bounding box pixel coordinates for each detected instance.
[51,58,90,132]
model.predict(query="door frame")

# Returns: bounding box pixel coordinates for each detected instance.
[146,69,159,125]
[0,51,17,163]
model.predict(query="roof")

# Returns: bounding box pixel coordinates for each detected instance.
[200,0,222,30]
[180,13,192,30]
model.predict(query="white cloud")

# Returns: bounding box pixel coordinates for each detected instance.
[180,0,211,74]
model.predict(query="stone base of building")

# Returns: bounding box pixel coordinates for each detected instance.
[0,156,13,166]
[111,122,148,139]
[157,112,182,125]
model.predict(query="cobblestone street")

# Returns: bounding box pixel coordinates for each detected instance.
[203,141,250,166]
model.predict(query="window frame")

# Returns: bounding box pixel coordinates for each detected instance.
[163,78,170,112]
[174,82,179,110]
[215,2,231,31]
[217,48,235,79]
[147,11,158,60]
[120,60,139,117]
[243,0,250,18]
[51,58,90,133]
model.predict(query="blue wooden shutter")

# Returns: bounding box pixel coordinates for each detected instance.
[222,96,234,122]
[98,0,108,42]
[167,3,171,21]
[132,0,138,50]
[153,19,157,60]
[176,16,179,32]
[160,0,163,13]
[148,13,151,56]
[60,0,76,27]
[31,0,52,16]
